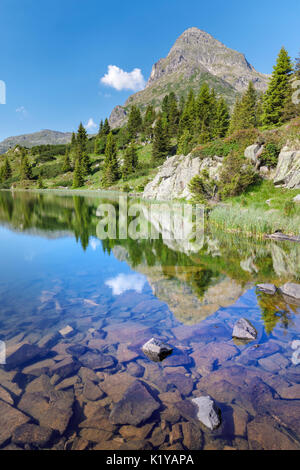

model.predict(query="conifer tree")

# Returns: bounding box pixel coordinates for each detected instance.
[122,143,138,178]
[152,117,170,164]
[127,106,142,140]
[98,120,104,136]
[62,148,72,172]
[72,158,84,188]
[20,155,33,180]
[95,118,111,155]
[213,98,230,138]
[3,156,12,180]
[263,47,293,126]
[177,129,193,156]
[77,122,88,159]
[143,105,156,140]
[102,132,120,186]
[178,90,196,136]
[102,118,111,136]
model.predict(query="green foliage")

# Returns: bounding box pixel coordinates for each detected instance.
[228,81,259,134]
[177,129,193,156]
[1,157,12,181]
[62,148,72,172]
[143,105,156,140]
[283,200,296,216]
[259,142,280,168]
[152,117,170,164]
[188,172,217,203]
[20,155,33,180]
[122,143,138,179]
[102,132,120,186]
[127,105,143,140]
[72,158,84,188]
[218,152,258,198]
[263,47,294,126]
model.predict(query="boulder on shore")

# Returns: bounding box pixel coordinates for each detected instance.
[257,283,277,295]
[279,283,300,301]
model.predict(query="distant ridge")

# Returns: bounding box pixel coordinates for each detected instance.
[0,129,73,154]
[109,27,269,128]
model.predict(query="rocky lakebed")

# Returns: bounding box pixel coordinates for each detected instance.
[0,190,300,451]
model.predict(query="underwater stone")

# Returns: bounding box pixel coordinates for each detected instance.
[142,338,173,362]
[232,318,257,341]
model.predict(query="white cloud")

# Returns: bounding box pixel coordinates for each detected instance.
[16,106,28,117]
[90,238,101,251]
[100,65,146,91]
[85,118,98,132]
[105,273,147,296]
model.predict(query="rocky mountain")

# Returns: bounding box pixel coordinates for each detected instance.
[109,27,269,128]
[0,130,73,154]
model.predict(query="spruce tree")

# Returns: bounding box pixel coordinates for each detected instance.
[152,117,170,164]
[3,156,12,180]
[143,105,156,140]
[263,47,293,126]
[122,143,138,178]
[102,132,120,186]
[102,118,111,136]
[239,81,258,129]
[178,90,196,136]
[72,158,84,188]
[127,106,142,140]
[62,148,72,172]
[213,98,230,138]
[20,155,33,180]
[77,122,88,159]
[177,129,193,156]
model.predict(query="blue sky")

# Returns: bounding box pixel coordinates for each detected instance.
[0,0,299,141]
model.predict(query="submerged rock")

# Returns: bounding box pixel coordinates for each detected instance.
[232,318,257,341]
[257,283,277,295]
[191,395,221,431]
[5,344,49,371]
[279,283,300,301]
[12,423,54,448]
[109,380,160,426]
[142,338,173,362]
[0,400,30,446]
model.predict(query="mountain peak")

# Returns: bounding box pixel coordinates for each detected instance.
[109,28,269,128]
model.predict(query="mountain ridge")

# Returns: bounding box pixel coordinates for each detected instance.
[109,27,269,128]
[0,129,73,155]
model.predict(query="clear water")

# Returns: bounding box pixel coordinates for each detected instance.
[0,190,299,450]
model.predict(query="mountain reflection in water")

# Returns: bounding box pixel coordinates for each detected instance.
[0,190,299,450]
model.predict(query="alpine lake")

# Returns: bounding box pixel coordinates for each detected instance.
[0,190,300,451]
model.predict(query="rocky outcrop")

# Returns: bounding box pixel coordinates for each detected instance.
[108,105,128,129]
[143,153,222,200]
[244,144,264,165]
[273,145,300,189]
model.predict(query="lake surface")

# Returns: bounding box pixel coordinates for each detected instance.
[0,190,300,450]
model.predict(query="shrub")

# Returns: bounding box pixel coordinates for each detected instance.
[188,172,217,204]
[218,152,258,199]
[259,142,280,168]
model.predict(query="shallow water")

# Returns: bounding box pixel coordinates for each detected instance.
[0,190,299,450]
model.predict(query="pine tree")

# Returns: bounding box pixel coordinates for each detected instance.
[71,132,77,148]
[72,158,84,188]
[228,97,242,134]
[2,156,12,180]
[77,122,88,159]
[239,81,258,128]
[98,120,104,136]
[62,148,72,172]
[20,155,33,180]
[177,129,193,156]
[127,106,142,140]
[263,47,293,126]
[152,117,170,164]
[102,132,120,186]
[122,143,138,178]
[102,118,111,136]
[143,105,156,140]
[213,98,230,138]
[178,90,196,136]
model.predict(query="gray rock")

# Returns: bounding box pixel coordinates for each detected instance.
[109,380,160,426]
[279,283,300,300]
[273,146,300,189]
[143,154,222,200]
[232,318,257,341]
[244,144,264,164]
[293,194,300,203]
[191,395,221,430]
[142,338,173,362]
[257,283,277,295]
